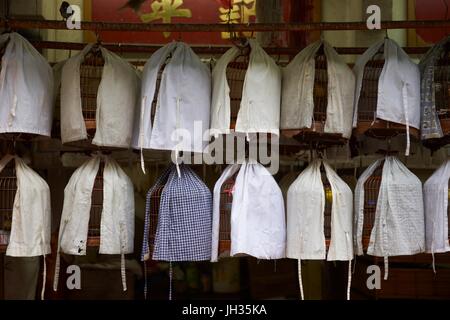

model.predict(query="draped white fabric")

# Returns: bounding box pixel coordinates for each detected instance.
[0,33,54,136]
[210,39,281,136]
[211,162,286,261]
[281,40,355,138]
[61,45,140,147]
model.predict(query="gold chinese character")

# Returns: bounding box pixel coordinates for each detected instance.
[140,0,192,38]
[219,0,256,39]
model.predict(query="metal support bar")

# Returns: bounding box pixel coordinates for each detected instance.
[31,40,430,55]
[2,18,450,33]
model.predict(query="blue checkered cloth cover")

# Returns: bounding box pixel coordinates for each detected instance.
[141,164,212,262]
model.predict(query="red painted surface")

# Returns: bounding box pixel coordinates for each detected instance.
[415,0,450,43]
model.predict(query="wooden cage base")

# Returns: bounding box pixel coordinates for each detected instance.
[63,139,127,152]
[281,123,348,149]
[218,241,231,255]
[423,119,450,151]
[0,133,39,141]
[356,119,420,140]
[87,237,100,247]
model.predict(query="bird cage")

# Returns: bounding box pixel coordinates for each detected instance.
[321,166,333,242]
[433,42,450,136]
[51,61,65,140]
[0,37,35,142]
[226,47,250,129]
[80,46,105,135]
[148,184,165,257]
[361,162,384,249]
[313,46,328,125]
[285,45,347,147]
[150,53,171,126]
[87,162,104,246]
[52,85,61,139]
[218,172,239,256]
[0,160,16,252]
[355,46,420,139]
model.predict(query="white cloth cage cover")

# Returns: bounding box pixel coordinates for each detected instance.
[281,40,355,139]
[286,159,353,300]
[354,156,425,280]
[0,33,54,137]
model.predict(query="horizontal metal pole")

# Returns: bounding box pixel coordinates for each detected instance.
[31,40,431,55]
[2,18,450,32]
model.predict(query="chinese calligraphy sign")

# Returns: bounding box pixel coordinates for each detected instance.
[140,0,192,38]
[219,0,257,39]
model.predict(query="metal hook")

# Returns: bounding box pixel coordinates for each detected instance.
[384,28,389,39]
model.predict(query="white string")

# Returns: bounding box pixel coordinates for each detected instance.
[371,110,376,126]
[431,216,438,274]
[53,252,60,291]
[175,96,182,178]
[121,253,127,291]
[347,260,352,301]
[298,260,304,300]
[432,247,436,274]
[169,262,173,300]
[41,255,46,300]
[384,256,389,280]
[402,82,410,156]
[144,260,148,299]
[53,219,69,292]
[175,150,181,178]
[140,96,147,174]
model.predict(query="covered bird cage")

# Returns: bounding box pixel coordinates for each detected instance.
[0,33,53,141]
[282,44,349,148]
[0,160,16,252]
[210,38,280,152]
[355,45,420,139]
[423,159,450,255]
[61,43,139,150]
[421,40,450,149]
[218,171,239,256]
